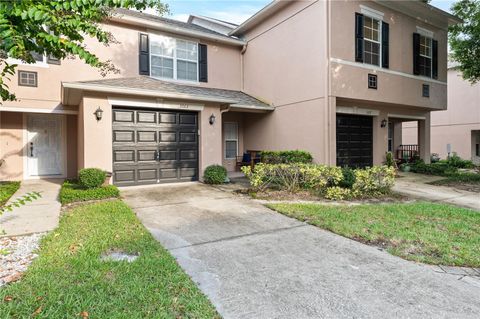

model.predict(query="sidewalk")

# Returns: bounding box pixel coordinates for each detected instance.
[0,179,62,236]
[393,172,480,211]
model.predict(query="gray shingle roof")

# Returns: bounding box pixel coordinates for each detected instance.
[114,9,239,41]
[73,76,272,109]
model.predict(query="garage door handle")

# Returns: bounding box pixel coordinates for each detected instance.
[155,150,160,161]
[30,142,34,157]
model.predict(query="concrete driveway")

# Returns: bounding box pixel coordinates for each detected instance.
[122,183,480,319]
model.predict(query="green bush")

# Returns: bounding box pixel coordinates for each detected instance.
[410,160,455,175]
[78,168,106,189]
[351,165,396,197]
[203,165,227,184]
[59,181,119,205]
[260,150,313,164]
[446,153,475,169]
[338,167,356,189]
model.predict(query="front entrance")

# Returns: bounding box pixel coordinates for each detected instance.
[336,114,373,168]
[112,107,199,186]
[26,114,65,177]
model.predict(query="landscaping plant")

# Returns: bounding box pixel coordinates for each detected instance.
[260,150,313,164]
[203,165,227,184]
[59,180,119,205]
[78,168,106,189]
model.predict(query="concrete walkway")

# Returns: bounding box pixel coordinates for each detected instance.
[0,179,61,236]
[122,183,480,319]
[393,172,480,211]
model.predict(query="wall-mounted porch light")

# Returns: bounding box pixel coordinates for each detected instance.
[209,113,216,125]
[380,119,387,128]
[94,107,103,121]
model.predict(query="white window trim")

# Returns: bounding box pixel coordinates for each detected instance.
[6,56,49,68]
[416,26,434,38]
[418,34,433,78]
[149,34,199,83]
[224,122,238,160]
[360,5,384,21]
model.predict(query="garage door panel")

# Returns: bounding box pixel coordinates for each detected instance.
[159,131,177,142]
[114,150,135,163]
[179,132,197,143]
[159,150,177,161]
[180,149,197,160]
[114,130,135,142]
[179,113,197,125]
[114,169,135,183]
[137,131,157,142]
[159,113,177,124]
[180,167,197,178]
[138,169,158,182]
[137,150,157,162]
[137,111,156,124]
[160,168,178,180]
[113,110,134,123]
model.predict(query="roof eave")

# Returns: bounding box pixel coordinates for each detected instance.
[229,0,290,36]
[110,14,246,46]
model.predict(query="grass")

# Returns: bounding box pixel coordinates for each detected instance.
[429,172,480,192]
[0,200,219,318]
[0,181,20,207]
[59,180,120,205]
[268,202,480,267]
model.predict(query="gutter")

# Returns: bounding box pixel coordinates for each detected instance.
[110,15,246,46]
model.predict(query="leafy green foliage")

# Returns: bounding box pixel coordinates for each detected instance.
[0,200,219,318]
[78,168,106,189]
[242,164,395,199]
[203,165,227,184]
[59,180,119,204]
[0,0,168,101]
[260,150,313,164]
[445,153,475,169]
[411,153,475,175]
[0,181,20,206]
[268,202,480,267]
[449,0,480,83]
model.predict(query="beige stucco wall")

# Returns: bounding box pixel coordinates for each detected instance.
[0,112,23,181]
[330,0,448,110]
[403,69,480,160]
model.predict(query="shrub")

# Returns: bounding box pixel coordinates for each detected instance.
[260,150,313,164]
[325,186,353,200]
[410,160,454,175]
[338,167,356,189]
[446,153,475,169]
[203,165,227,184]
[384,152,396,168]
[351,165,396,197]
[242,163,342,192]
[78,168,106,189]
[59,181,119,205]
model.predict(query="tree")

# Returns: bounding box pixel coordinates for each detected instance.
[0,0,168,101]
[449,0,480,83]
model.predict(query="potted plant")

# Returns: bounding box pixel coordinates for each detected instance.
[400,163,411,172]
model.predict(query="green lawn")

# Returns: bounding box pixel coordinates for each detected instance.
[0,181,20,206]
[0,200,219,318]
[268,202,480,267]
[59,180,120,205]
[429,172,480,193]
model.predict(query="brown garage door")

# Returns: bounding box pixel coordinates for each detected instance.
[336,114,373,168]
[112,107,198,186]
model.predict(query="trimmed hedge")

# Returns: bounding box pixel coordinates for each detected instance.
[203,165,227,184]
[59,181,119,205]
[260,150,313,164]
[78,168,106,189]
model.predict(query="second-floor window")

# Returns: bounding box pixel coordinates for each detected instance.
[150,35,198,82]
[419,35,432,77]
[363,16,381,66]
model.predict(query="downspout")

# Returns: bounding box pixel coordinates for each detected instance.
[325,0,332,165]
[240,44,248,91]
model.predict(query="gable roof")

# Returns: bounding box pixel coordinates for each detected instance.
[62,76,273,111]
[111,9,246,46]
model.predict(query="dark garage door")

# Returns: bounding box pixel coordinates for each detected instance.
[336,114,373,168]
[112,107,198,186]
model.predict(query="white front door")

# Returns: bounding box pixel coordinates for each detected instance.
[27,114,65,177]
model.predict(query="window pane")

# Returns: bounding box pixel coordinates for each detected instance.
[31,51,43,62]
[151,36,174,57]
[363,40,380,66]
[177,60,197,81]
[151,56,174,79]
[225,141,237,159]
[224,123,238,140]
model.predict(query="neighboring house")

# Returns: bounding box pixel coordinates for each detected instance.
[0,0,459,186]
[403,68,480,164]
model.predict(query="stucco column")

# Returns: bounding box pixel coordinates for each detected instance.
[418,113,431,164]
[372,111,388,165]
[393,121,403,152]
[199,104,222,178]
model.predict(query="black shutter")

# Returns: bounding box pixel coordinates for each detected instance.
[198,43,208,82]
[381,22,389,68]
[413,33,421,75]
[355,13,364,62]
[139,33,149,76]
[432,39,438,79]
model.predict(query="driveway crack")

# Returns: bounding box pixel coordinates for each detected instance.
[169,223,308,251]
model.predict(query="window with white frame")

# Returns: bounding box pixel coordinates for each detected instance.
[224,122,238,159]
[363,16,381,66]
[419,35,432,77]
[150,35,198,82]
